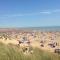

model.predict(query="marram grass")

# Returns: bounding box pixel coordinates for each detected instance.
[0,42,60,60]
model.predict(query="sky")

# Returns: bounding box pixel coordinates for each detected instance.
[0,0,60,27]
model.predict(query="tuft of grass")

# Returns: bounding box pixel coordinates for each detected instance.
[0,42,60,60]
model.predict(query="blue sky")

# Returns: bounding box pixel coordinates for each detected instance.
[0,0,60,27]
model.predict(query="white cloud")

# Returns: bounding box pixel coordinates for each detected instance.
[1,13,39,17]
[53,9,60,13]
[40,11,51,14]
[39,9,60,14]
[3,14,24,17]
[0,9,60,18]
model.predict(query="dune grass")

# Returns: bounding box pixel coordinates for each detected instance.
[0,42,60,60]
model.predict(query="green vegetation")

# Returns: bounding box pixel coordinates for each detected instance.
[0,42,60,60]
